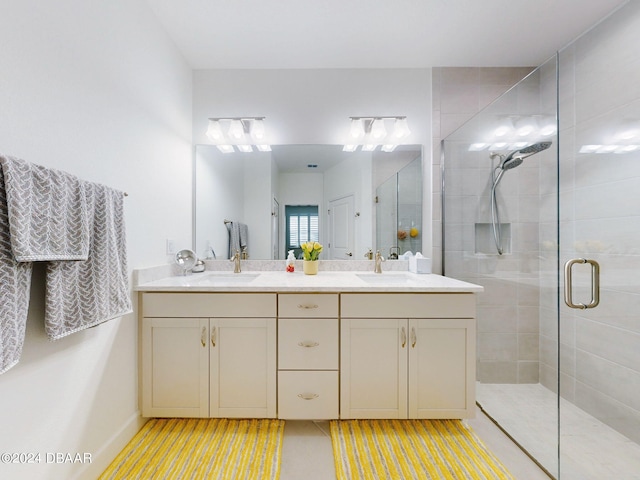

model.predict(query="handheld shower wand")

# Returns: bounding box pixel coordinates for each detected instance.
[490,142,552,255]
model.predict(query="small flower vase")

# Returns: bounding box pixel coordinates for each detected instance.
[303,260,319,275]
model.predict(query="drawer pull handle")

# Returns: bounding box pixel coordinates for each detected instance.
[298,341,320,348]
[211,327,216,347]
[201,327,206,347]
[297,393,319,400]
[297,304,319,310]
[401,326,406,348]
[411,327,417,348]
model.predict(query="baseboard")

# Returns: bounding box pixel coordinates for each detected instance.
[72,411,147,480]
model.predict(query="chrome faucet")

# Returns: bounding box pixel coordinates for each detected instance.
[230,249,241,273]
[374,250,385,274]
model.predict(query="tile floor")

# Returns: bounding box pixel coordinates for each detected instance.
[280,407,550,480]
[478,383,640,480]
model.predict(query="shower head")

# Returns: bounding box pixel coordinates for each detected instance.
[500,141,552,170]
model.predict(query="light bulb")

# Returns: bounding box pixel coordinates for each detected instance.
[251,119,266,140]
[370,119,387,140]
[393,118,411,139]
[228,120,245,140]
[349,119,365,139]
[206,120,224,141]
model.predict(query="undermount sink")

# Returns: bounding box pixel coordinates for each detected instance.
[191,273,260,284]
[356,273,412,284]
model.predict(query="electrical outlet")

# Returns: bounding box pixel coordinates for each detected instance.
[166,239,176,255]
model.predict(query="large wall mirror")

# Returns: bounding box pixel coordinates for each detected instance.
[194,144,423,261]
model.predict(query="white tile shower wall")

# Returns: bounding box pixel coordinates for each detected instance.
[435,67,550,384]
[432,67,535,274]
[550,1,640,443]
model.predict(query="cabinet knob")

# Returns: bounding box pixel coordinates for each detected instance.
[297,393,319,400]
[297,304,319,310]
[298,341,319,348]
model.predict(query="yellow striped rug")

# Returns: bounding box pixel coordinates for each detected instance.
[99,418,285,480]
[330,419,515,480]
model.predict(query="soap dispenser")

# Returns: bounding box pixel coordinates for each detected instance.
[286,250,295,272]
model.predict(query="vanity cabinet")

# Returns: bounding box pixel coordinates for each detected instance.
[277,294,339,419]
[141,293,277,418]
[340,293,476,419]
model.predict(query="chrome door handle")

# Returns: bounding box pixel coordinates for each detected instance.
[346,252,353,257]
[564,258,600,309]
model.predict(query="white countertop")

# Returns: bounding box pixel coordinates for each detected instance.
[134,270,483,293]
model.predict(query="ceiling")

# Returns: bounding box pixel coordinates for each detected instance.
[146,0,627,69]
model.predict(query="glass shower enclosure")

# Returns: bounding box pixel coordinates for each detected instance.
[442,3,640,478]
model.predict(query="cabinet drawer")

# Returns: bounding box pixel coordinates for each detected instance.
[278,319,339,370]
[278,371,338,420]
[142,293,276,318]
[340,293,475,318]
[278,294,338,318]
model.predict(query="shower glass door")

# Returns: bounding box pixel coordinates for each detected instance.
[443,3,640,478]
[557,3,640,478]
[442,58,561,478]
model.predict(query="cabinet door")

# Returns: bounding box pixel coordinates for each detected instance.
[408,318,475,419]
[340,319,408,419]
[142,317,209,418]
[210,318,277,418]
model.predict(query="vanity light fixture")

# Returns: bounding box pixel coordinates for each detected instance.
[349,118,366,140]
[206,117,270,153]
[344,116,411,152]
[228,119,245,140]
[370,119,387,140]
[393,117,411,139]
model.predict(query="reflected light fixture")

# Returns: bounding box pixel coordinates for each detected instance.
[206,117,270,153]
[343,116,411,152]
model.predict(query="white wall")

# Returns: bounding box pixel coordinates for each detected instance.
[324,152,373,258]
[193,68,433,256]
[0,0,192,478]
[243,153,275,259]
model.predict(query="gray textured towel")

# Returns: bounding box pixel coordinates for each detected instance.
[227,221,241,258]
[239,222,249,253]
[45,182,132,340]
[1,156,90,261]
[0,155,132,373]
[0,166,33,374]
